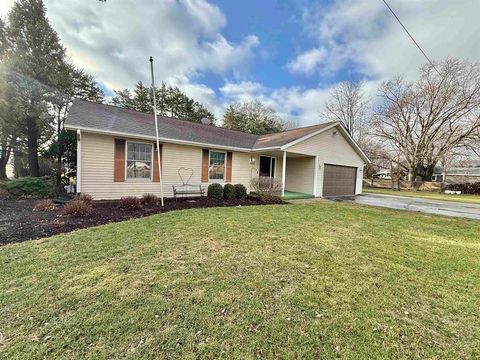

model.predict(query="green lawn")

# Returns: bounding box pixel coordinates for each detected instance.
[1,203,479,359]
[364,187,480,204]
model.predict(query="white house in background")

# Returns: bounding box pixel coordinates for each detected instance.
[64,99,370,200]
[431,166,480,184]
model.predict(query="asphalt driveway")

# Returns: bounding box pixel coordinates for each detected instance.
[348,193,480,220]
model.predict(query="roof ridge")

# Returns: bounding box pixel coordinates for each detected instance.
[257,121,338,138]
[73,98,260,139]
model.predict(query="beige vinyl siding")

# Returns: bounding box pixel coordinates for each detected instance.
[285,157,315,194]
[80,132,257,200]
[286,127,365,196]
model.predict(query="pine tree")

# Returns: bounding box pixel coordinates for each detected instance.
[132,82,152,113]
[111,82,215,124]
[222,100,286,135]
[49,64,104,186]
[4,0,69,176]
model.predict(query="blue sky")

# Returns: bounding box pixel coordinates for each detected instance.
[1,0,479,125]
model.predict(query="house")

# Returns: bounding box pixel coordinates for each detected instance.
[372,169,408,180]
[64,99,370,200]
[431,166,480,184]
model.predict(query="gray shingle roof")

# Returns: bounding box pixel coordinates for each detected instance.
[65,99,336,150]
[253,123,334,149]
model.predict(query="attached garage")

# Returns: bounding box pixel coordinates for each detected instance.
[322,164,357,197]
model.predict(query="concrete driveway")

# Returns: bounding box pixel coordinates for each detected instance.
[344,193,480,220]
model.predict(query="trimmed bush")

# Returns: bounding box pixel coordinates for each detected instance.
[119,196,142,210]
[207,183,223,199]
[223,184,236,199]
[234,184,247,199]
[2,177,53,197]
[62,198,92,217]
[33,199,55,212]
[142,193,158,206]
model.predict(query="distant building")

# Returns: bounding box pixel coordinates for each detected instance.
[372,169,408,180]
[431,167,480,184]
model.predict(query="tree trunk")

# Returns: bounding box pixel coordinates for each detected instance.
[26,117,40,177]
[424,163,436,181]
[0,140,11,179]
[408,165,418,187]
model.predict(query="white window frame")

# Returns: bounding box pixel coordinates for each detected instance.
[208,150,227,182]
[125,140,154,181]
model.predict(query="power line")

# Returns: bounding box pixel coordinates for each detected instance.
[381,0,440,75]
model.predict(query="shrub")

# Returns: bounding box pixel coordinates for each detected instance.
[234,184,247,199]
[142,193,158,206]
[33,199,55,212]
[446,182,480,195]
[62,198,92,217]
[249,176,282,201]
[3,177,54,197]
[119,196,142,210]
[223,183,236,199]
[207,183,223,199]
[75,193,93,205]
[0,188,10,199]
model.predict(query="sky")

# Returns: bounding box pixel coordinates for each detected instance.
[1,0,480,126]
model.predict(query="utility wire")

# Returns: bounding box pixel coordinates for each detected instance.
[381,0,440,75]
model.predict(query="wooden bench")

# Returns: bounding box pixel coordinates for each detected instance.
[172,184,205,200]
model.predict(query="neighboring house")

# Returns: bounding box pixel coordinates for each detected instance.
[64,99,370,200]
[431,166,480,184]
[373,170,392,179]
[372,169,408,180]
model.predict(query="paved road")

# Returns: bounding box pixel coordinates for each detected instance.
[346,193,480,220]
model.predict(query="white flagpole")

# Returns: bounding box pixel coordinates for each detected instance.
[149,56,164,206]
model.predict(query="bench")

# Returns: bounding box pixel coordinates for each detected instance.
[172,184,205,200]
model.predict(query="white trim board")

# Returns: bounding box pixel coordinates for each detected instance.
[65,125,254,153]
[281,123,371,164]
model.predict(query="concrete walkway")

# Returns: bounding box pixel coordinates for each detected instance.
[290,193,480,220]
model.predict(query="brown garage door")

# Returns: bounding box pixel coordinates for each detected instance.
[323,164,357,196]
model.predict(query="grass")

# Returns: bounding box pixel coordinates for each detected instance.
[364,187,480,204]
[1,202,479,359]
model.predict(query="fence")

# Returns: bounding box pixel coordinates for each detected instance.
[364,178,442,192]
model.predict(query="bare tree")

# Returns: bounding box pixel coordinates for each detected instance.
[373,59,480,182]
[322,80,370,140]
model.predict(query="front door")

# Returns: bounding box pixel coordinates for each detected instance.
[259,156,276,178]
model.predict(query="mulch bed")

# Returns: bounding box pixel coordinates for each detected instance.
[0,196,285,245]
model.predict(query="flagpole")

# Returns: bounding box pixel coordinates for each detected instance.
[149,56,164,206]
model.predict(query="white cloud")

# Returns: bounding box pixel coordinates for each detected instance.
[292,0,480,80]
[287,48,327,75]
[40,0,259,97]
[220,81,333,126]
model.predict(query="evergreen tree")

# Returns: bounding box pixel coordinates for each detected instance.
[4,0,69,176]
[111,82,215,124]
[222,100,286,135]
[49,64,104,186]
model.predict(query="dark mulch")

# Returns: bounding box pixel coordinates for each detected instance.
[0,196,285,245]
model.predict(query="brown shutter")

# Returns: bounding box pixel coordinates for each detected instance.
[226,151,233,183]
[152,143,163,182]
[202,149,209,182]
[114,139,126,182]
